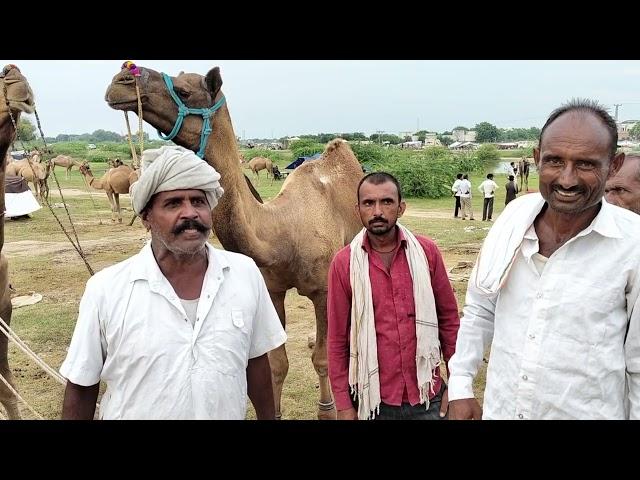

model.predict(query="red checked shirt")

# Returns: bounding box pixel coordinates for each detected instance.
[327,228,460,411]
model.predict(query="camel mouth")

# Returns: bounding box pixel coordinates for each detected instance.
[107,98,142,110]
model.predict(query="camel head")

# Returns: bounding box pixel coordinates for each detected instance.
[0,65,35,116]
[105,63,225,154]
[79,162,92,176]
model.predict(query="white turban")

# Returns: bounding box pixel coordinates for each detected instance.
[130,145,225,215]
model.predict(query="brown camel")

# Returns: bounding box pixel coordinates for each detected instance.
[51,155,84,180]
[79,163,135,223]
[0,64,35,419]
[242,156,273,184]
[106,64,363,419]
[518,156,532,192]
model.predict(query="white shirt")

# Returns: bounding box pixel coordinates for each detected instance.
[459,179,472,198]
[478,179,498,198]
[60,242,287,420]
[506,165,516,177]
[452,179,462,196]
[448,200,640,419]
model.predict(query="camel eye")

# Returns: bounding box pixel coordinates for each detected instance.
[175,88,191,99]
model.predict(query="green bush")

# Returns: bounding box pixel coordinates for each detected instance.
[350,143,386,164]
[476,144,500,163]
[290,139,325,159]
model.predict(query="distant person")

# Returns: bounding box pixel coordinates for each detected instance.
[506,162,516,178]
[505,175,518,205]
[451,173,463,218]
[478,173,498,222]
[605,154,640,215]
[459,174,474,220]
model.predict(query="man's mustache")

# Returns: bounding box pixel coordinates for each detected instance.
[173,219,210,235]
[369,217,388,225]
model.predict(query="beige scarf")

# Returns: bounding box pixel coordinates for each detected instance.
[472,193,545,295]
[349,223,441,420]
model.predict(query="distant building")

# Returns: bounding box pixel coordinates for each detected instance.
[449,141,480,150]
[618,120,638,140]
[423,133,441,146]
[453,129,477,142]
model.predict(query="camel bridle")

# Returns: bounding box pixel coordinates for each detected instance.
[157,72,226,159]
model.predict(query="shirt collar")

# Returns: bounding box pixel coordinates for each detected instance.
[521,198,623,259]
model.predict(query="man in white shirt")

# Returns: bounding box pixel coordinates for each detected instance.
[477,173,498,222]
[60,146,287,420]
[448,99,640,420]
[459,174,474,220]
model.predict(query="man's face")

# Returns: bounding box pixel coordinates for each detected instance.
[142,189,213,255]
[605,156,640,215]
[356,180,406,235]
[534,112,623,215]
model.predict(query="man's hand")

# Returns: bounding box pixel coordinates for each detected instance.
[337,407,358,420]
[439,388,449,418]
[448,398,483,420]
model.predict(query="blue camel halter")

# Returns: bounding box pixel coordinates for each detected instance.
[157,72,226,159]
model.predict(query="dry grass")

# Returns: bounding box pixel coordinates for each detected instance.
[1,166,534,419]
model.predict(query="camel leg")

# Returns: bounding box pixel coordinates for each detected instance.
[33,180,40,202]
[114,193,122,223]
[66,166,70,181]
[0,256,20,419]
[309,290,336,420]
[266,290,288,420]
[106,191,117,223]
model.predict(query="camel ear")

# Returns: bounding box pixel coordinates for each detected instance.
[205,67,223,97]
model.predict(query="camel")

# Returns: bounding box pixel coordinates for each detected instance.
[79,163,135,223]
[241,156,273,184]
[0,64,35,419]
[51,155,84,180]
[518,156,533,192]
[107,158,124,168]
[106,64,363,419]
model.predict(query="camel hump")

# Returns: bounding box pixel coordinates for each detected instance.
[324,138,348,154]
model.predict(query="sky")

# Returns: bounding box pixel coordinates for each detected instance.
[3,60,640,141]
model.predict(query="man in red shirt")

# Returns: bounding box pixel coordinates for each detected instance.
[327,172,460,420]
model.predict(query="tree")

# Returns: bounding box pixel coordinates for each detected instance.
[437,135,453,146]
[17,118,36,141]
[453,126,469,132]
[630,123,640,141]
[414,130,434,142]
[474,122,500,143]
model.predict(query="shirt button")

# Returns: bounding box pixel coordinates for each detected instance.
[518,413,524,419]
[522,375,528,381]
[536,292,543,299]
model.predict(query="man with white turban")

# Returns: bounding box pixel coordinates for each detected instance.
[60,146,286,420]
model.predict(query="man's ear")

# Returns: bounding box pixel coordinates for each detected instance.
[609,152,625,178]
[533,147,540,169]
[398,200,406,218]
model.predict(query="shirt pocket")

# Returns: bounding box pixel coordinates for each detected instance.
[555,277,614,346]
[208,307,250,376]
